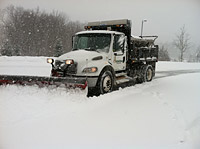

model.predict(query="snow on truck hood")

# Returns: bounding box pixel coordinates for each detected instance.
[57,50,105,62]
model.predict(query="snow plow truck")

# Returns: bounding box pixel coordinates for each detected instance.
[0,19,158,96]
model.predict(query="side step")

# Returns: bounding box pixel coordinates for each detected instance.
[115,72,127,77]
[115,75,135,89]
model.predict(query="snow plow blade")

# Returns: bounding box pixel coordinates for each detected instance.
[0,75,87,90]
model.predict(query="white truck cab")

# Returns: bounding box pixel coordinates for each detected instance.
[54,30,127,90]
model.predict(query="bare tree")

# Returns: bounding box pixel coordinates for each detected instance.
[174,25,191,62]
[196,46,200,62]
[0,9,5,54]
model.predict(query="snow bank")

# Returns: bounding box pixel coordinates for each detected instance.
[0,56,52,76]
[157,61,200,71]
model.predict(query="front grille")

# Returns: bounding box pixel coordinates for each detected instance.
[54,60,77,76]
[55,60,64,68]
[65,63,77,75]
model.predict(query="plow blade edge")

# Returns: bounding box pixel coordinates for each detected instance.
[0,75,87,90]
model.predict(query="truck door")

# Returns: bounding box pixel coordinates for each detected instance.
[112,34,126,71]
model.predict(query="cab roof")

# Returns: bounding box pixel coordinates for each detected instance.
[76,30,125,35]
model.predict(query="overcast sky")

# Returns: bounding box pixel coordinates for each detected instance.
[0,0,199,46]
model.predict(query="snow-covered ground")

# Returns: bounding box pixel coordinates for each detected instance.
[0,56,200,149]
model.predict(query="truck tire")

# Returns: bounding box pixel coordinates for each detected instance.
[98,70,114,94]
[137,65,153,83]
[144,65,153,82]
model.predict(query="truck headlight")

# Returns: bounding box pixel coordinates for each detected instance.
[47,58,54,64]
[83,67,98,73]
[65,59,74,65]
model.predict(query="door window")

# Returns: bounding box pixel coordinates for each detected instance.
[113,35,124,53]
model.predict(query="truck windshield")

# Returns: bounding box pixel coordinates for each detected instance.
[73,33,111,53]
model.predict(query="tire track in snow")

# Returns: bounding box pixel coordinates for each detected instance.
[151,91,188,145]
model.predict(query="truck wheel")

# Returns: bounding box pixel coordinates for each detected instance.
[144,65,153,82]
[98,70,114,94]
[137,65,153,83]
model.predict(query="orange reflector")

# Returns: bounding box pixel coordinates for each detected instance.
[91,67,97,72]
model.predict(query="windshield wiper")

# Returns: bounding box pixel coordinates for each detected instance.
[84,48,100,53]
[84,48,94,51]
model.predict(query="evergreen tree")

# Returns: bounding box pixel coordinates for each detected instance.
[158,45,170,61]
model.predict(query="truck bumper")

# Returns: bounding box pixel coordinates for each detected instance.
[51,69,98,88]
[74,76,98,88]
[86,76,99,88]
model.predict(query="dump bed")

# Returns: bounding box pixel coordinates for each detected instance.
[130,36,158,62]
[87,19,131,27]
[85,19,158,62]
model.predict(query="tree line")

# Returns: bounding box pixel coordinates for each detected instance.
[0,5,200,62]
[0,5,84,56]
